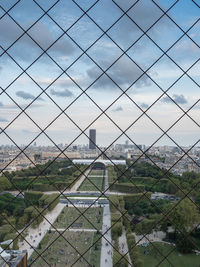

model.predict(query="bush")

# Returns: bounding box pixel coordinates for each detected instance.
[111,213,122,225]
[0,225,14,242]
[4,233,19,250]
[24,206,44,228]
[110,183,145,193]
[0,176,12,192]
[134,219,154,235]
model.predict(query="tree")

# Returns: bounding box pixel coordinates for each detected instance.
[170,198,199,233]
[0,177,12,192]
[176,234,195,253]
[170,198,200,253]
[134,219,154,235]
[166,179,180,194]
[195,193,200,207]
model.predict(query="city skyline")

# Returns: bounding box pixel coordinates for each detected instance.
[0,0,199,147]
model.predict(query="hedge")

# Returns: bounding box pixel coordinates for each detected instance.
[111,221,123,241]
[39,193,59,211]
[109,183,145,193]
[111,213,122,225]
[33,181,73,191]
[132,177,155,183]
[124,192,152,204]
[126,233,143,267]
[24,191,43,206]
[109,195,120,212]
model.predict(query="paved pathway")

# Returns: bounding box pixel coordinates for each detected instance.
[104,169,109,192]
[51,228,97,232]
[18,203,65,258]
[9,190,129,196]
[118,227,132,266]
[70,169,90,192]
[88,175,104,178]
[100,204,113,267]
[134,230,166,245]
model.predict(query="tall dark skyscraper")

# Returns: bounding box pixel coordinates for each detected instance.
[89,129,96,150]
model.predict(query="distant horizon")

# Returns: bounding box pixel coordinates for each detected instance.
[1,0,200,148]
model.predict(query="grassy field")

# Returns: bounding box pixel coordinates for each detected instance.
[139,242,200,267]
[53,207,103,230]
[61,195,107,198]
[29,231,102,267]
[78,176,104,191]
[89,170,104,176]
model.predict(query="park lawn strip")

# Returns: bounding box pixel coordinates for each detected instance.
[89,170,104,176]
[138,242,200,267]
[29,231,101,267]
[61,195,107,199]
[53,207,103,230]
[78,176,104,192]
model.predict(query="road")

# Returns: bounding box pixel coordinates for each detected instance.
[100,204,113,267]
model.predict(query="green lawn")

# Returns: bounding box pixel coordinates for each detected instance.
[89,170,104,176]
[138,242,200,267]
[29,231,102,267]
[61,195,107,198]
[78,176,104,191]
[53,207,103,230]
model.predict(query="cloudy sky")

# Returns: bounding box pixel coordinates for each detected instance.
[0,0,200,148]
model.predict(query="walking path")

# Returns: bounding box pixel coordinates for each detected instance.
[104,169,109,192]
[100,204,113,267]
[88,175,104,178]
[51,228,97,232]
[9,190,129,196]
[70,169,90,192]
[18,203,65,258]
[133,230,166,245]
[118,227,132,267]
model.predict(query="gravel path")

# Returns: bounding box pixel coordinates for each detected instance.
[70,169,90,192]
[134,230,166,245]
[104,169,109,192]
[88,175,104,177]
[50,228,97,232]
[100,204,113,267]
[18,203,65,258]
[118,227,132,266]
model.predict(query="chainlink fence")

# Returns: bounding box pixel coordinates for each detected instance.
[0,0,200,266]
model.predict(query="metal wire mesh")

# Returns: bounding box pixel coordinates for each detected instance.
[0,0,200,266]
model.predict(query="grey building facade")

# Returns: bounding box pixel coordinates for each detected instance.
[89,129,96,150]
